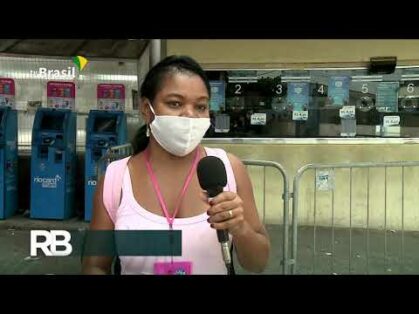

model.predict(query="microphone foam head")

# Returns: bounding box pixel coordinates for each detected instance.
[197,156,227,190]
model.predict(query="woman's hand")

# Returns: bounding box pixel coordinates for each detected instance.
[205,191,250,237]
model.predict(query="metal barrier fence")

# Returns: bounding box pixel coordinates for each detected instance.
[242,160,290,274]
[97,145,419,275]
[97,143,133,178]
[291,161,419,275]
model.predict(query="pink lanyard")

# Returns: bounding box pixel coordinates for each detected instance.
[144,148,201,229]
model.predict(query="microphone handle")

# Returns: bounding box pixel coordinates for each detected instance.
[207,186,230,242]
[207,186,233,271]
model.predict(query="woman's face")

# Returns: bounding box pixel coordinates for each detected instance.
[142,72,210,123]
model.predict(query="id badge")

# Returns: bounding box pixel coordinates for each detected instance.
[154,261,193,275]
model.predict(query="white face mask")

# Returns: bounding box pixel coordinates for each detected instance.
[148,104,210,157]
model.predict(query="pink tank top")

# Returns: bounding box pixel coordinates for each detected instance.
[103,147,237,275]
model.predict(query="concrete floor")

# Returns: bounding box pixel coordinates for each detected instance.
[0,216,417,275]
[292,225,419,275]
[0,216,88,275]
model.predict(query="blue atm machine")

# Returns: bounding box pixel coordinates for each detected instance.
[30,108,77,219]
[0,107,18,219]
[85,110,127,221]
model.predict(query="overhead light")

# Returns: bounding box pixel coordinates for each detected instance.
[368,57,397,74]
[281,76,311,82]
[228,76,258,83]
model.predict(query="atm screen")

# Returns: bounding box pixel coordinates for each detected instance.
[0,111,3,123]
[93,117,117,133]
[40,115,64,131]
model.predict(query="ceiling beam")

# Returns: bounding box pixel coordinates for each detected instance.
[71,39,89,56]
[137,40,150,59]
[1,39,24,52]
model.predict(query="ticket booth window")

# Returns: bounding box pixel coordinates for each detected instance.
[204,67,419,138]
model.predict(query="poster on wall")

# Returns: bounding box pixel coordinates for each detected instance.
[376,82,399,113]
[287,82,309,121]
[209,81,225,112]
[328,76,350,107]
[214,114,230,133]
[47,81,76,110]
[250,113,267,125]
[316,169,335,191]
[339,105,356,119]
[381,115,401,136]
[0,78,16,109]
[97,84,125,111]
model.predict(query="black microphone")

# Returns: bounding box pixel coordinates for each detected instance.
[197,156,232,270]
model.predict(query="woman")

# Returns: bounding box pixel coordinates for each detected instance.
[82,55,270,275]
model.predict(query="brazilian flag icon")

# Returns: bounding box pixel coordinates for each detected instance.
[73,56,89,71]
